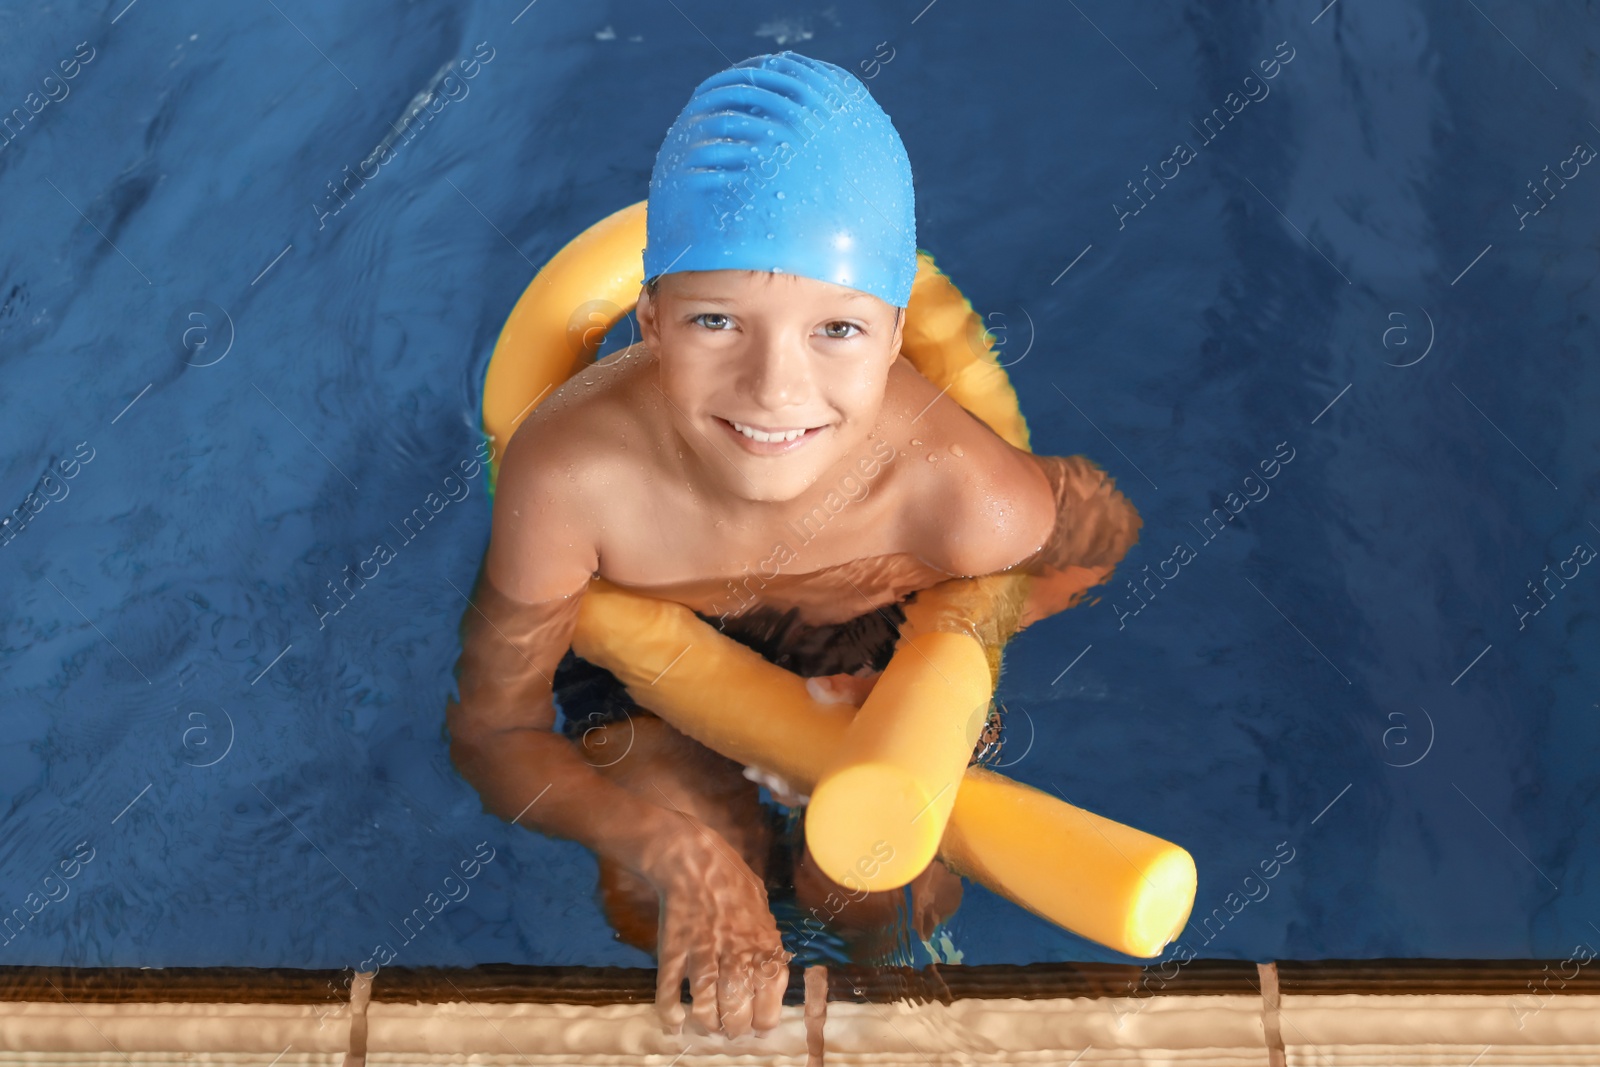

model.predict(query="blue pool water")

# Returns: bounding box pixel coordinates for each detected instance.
[2,0,1597,976]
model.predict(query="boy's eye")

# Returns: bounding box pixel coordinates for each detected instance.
[820,321,860,339]
[691,312,732,331]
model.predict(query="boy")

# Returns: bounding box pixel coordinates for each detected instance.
[447,52,1141,1040]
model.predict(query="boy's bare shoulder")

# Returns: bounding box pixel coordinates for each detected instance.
[884,358,1057,578]
[499,346,658,482]
[486,350,655,600]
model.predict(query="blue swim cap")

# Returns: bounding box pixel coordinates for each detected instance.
[642,51,917,308]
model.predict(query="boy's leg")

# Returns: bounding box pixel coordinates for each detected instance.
[788,827,964,956]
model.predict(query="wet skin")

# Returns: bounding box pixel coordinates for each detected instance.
[446,270,1142,1039]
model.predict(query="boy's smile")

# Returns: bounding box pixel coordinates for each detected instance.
[637,268,905,505]
[713,416,828,455]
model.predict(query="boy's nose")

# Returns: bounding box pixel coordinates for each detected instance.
[742,340,812,415]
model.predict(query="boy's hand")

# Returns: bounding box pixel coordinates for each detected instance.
[642,818,792,1039]
[804,666,883,707]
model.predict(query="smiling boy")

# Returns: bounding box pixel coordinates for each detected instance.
[447,51,1142,1040]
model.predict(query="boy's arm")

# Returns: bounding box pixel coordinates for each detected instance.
[447,426,791,1039]
[1005,452,1143,633]
[889,451,1140,690]
[446,427,675,875]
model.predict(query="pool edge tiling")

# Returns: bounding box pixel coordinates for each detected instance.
[0,961,1598,1063]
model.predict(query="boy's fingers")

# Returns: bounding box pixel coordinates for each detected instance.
[753,944,789,985]
[753,955,788,1034]
[717,951,757,1038]
[655,922,689,1032]
[655,957,687,1032]
[687,954,722,1034]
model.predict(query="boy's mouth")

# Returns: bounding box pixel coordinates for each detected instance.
[715,416,828,455]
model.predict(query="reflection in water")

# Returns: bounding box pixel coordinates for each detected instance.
[447,449,1140,1030]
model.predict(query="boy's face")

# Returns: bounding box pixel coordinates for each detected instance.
[637,269,905,504]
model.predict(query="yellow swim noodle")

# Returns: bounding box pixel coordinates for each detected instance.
[481,200,1197,957]
[482,202,654,489]
[805,629,993,890]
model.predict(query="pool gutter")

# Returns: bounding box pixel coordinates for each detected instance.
[0,960,1596,1064]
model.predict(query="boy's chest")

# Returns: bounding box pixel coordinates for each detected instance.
[595,465,912,575]
[588,449,960,623]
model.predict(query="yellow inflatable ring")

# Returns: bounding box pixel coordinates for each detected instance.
[482,200,1196,958]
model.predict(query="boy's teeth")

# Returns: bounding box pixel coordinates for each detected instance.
[730,420,808,443]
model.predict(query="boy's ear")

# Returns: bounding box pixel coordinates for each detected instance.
[636,284,658,344]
